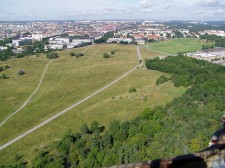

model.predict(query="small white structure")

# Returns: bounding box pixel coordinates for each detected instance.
[45,44,64,50]
[107,38,133,44]
[55,37,71,44]
[32,34,43,41]
[0,46,7,51]
[12,48,24,54]
[67,39,92,49]
[12,38,32,47]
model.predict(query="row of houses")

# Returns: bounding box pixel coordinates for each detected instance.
[199,30,225,37]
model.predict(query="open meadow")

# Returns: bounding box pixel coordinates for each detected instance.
[148,38,213,55]
[0,44,186,164]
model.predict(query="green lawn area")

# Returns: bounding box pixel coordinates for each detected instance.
[140,47,167,59]
[148,38,213,55]
[0,44,186,164]
[0,56,49,121]
[0,44,138,146]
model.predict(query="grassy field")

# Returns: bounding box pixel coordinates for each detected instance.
[0,44,186,164]
[148,38,213,55]
[0,56,49,121]
[140,47,167,59]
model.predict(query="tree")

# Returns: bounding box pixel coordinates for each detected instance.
[70,52,75,56]
[46,52,59,59]
[80,123,89,136]
[129,88,137,93]
[156,75,170,85]
[90,121,100,133]
[18,70,25,76]
[0,73,7,79]
[103,53,110,58]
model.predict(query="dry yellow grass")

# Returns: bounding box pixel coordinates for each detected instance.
[0,44,186,164]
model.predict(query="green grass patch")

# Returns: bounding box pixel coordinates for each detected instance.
[0,68,186,165]
[0,44,138,146]
[148,38,213,55]
[0,44,186,164]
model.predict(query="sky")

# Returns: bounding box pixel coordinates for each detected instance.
[0,0,225,21]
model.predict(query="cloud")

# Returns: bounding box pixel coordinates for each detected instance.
[121,7,135,14]
[140,0,152,9]
[198,9,225,16]
[140,0,153,13]
[213,9,225,15]
[199,0,221,7]
[0,9,14,15]
[141,8,152,13]
[164,5,176,10]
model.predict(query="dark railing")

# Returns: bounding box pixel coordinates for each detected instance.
[107,144,225,168]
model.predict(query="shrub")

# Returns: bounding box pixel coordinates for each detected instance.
[111,51,115,54]
[18,70,26,76]
[75,53,84,58]
[46,52,59,59]
[103,53,110,58]
[129,87,137,93]
[4,65,10,70]
[156,75,170,85]
[0,73,7,79]
[70,52,75,56]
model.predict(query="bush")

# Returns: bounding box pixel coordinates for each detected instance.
[46,52,59,59]
[156,75,170,85]
[4,65,10,70]
[75,53,84,58]
[129,87,137,93]
[70,52,84,58]
[0,73,7,79]
[103,53,110,58]
[18,70,26,76]
[70,52,75,56]
[111,51,115,54]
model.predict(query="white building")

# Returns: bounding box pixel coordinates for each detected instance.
[67,39,92,49]
[107,38,133,44]
[0,46,7,51]
[45,44,65,50]
[55,37,71,44]
[32,34,43,41]
[12,38,32,47]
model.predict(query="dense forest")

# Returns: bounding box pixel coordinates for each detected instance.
[2,56,225,168]
[200,34,225,48]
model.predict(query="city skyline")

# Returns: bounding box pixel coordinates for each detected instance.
[0,0,225,21]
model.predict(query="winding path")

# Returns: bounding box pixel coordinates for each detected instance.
[0,46,92,128]
[0,60,52,127]
[0,46,142,151]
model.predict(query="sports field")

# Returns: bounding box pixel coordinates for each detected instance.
[148,38,213,55]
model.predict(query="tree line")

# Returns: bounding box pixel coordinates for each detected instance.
[200,34,225,48]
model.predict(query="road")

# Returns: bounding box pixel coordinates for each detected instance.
[136,46,143,67]
[0,46,142,151]
[0,60,52,127]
